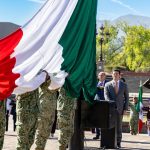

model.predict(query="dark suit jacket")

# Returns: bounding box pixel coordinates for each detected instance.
[97,80,108,100]
[104,80,129,115]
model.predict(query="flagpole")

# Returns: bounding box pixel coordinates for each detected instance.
[140,80,142,87]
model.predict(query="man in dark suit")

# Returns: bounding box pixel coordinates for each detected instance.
[104,69,129,148]
[93,72,108,140]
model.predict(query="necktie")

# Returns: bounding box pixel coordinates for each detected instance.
[115,81,119,94]
[98,82,104,89]
[100,82,103,86]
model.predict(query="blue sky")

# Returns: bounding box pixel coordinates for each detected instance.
[0,0,150,25]
[97,0,150,20]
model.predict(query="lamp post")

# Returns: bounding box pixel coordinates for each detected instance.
[98,24,110,71]
[99,25,104,62]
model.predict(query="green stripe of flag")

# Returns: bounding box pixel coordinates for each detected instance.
[59,0,97,103]
[136,85,143,112]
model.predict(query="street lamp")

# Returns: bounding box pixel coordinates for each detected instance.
[98,24,110,71]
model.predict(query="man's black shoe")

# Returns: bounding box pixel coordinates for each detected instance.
[93,136,99,140]
[117,143,121,148]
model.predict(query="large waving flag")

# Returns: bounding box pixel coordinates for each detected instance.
[136,82,143,133]
[0,0,97,101]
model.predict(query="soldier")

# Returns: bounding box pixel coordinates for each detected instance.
[16,89,39,150]
[35,78,58,150]
[16,71,47,150]
[0,100,5,150]
[57,87,77,150]
[129,97,139,135]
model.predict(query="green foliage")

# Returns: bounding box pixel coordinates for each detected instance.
[123,26,150,71]
[96,22,150,72]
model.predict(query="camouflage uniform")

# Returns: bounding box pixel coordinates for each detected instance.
[16,89,39,150]
[35,80,57,150]
[0,100,5,150]
[129,102,139,135]
[57,88,77,150]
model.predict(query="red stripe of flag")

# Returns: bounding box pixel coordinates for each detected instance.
[0,29,23,100]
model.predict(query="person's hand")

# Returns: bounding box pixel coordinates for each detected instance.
[42,70,50,81]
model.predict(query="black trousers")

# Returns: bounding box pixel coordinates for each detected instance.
[6,110,9,131]
[13,113,16,131]
[116,112,123,144]
[51,110,57,134]
[96,128,100,136]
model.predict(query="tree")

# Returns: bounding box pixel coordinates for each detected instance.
[123,26,150,71]
[96,22,150,72]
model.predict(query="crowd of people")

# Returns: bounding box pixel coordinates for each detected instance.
[0,69,150,150]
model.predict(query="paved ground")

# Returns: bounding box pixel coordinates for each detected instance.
[2,116,150,150]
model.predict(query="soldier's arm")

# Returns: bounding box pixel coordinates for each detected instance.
[129,101,134,111]
[13,72,46,94]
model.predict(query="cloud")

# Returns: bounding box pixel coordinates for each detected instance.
[28,0,46,4]
[111,0,142,15]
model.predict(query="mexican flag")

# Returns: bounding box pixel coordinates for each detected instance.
[136,84,143,133]
[0,0,97,102]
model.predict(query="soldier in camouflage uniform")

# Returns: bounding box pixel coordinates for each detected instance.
[35,79,58,150]
[129,97,139,135]
[16,89,39,150]
[0,100,5,150]
[57,87,77,150]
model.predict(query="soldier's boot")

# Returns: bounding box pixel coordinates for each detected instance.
[59,146,66,150]
[0,140,4,150]
[35,144,45,150]
[35,148,44,150]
